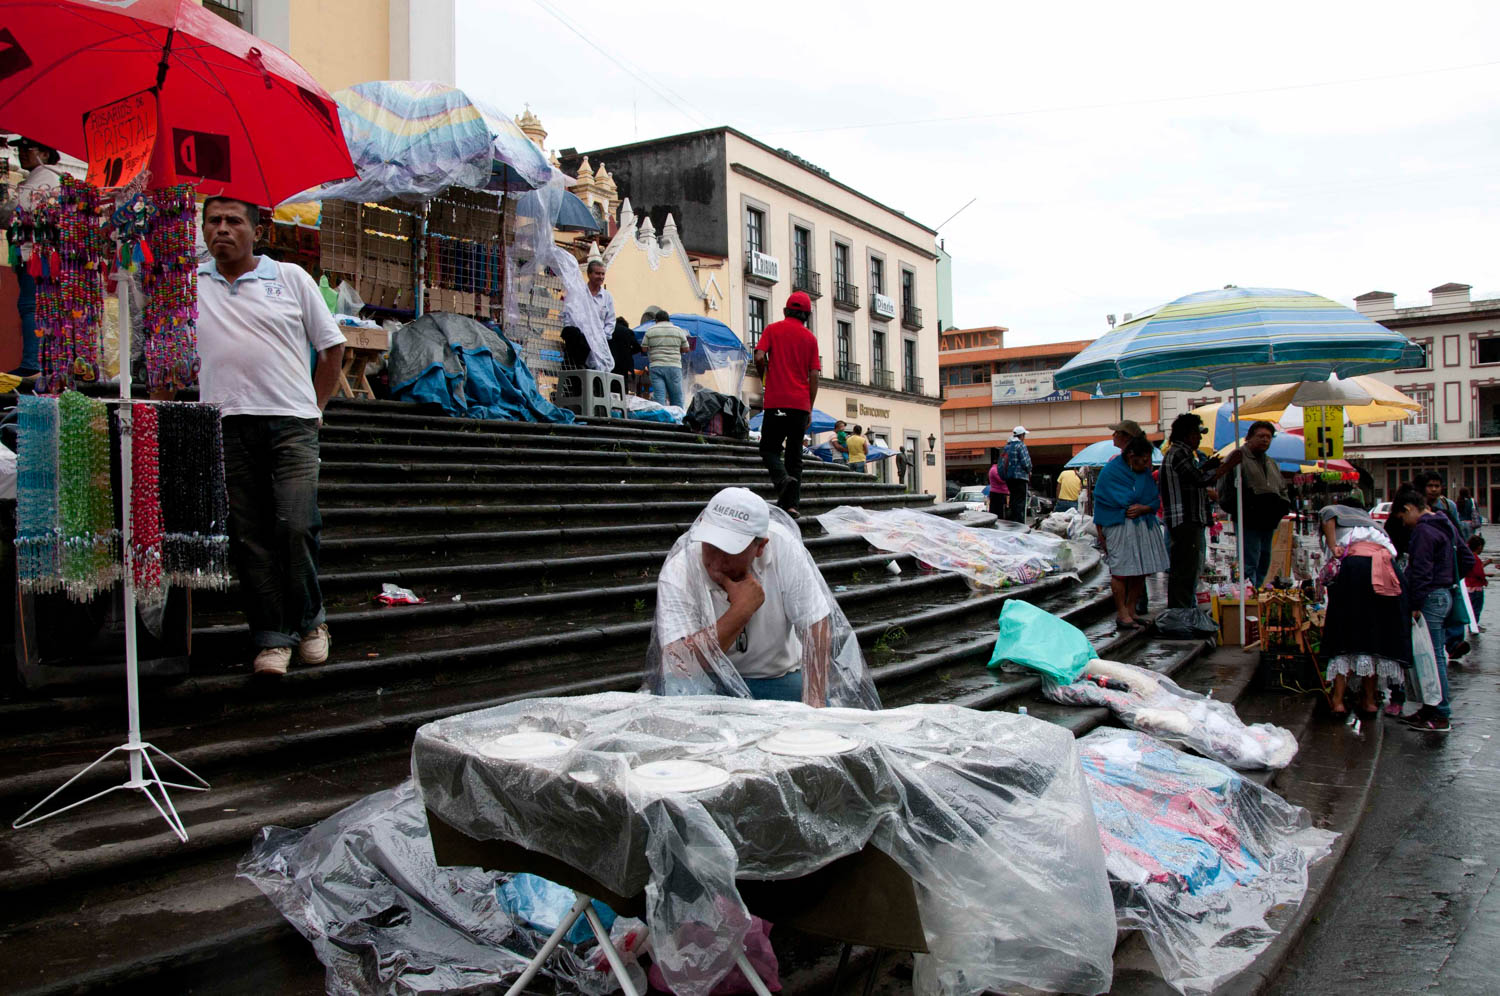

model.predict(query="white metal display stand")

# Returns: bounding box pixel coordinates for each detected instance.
[12,271,209,843]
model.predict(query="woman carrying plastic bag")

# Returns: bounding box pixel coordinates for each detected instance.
[646,487,880,709]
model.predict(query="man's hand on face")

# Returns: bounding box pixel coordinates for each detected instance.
[720,573,765,615]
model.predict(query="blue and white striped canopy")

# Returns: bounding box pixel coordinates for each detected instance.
[1053,287,1418,394]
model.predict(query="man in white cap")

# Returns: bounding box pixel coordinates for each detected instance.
[654,486,831,704]
[1000,426,1033,523]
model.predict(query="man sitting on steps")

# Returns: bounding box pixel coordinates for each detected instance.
[647,487,879,708]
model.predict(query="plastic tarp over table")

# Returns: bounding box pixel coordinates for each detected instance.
[414,692,1118,996]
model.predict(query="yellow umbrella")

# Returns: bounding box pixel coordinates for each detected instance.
[1236,375,1421,426]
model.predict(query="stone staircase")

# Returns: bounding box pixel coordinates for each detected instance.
[0,398,1225,995]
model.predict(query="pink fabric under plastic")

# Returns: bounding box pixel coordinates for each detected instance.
[648,917,780,994]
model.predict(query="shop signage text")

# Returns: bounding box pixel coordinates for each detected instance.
[871,292,897,319]
[991,371,1072,405]
[749,250,780,282]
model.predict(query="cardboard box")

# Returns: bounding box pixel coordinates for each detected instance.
[1214,597,1260,648]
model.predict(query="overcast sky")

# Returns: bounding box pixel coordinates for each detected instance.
[459,1,1500,345]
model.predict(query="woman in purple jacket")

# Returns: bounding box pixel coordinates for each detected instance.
[1393,490,1477,733]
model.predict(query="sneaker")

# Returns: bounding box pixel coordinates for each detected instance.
[1383,703,1403,717]
[253,646,292,676]
[1447,640,1471,661]
[299,624,332,665]
[1407,716,1451,733]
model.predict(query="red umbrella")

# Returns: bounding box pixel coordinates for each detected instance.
[0,0,354,204]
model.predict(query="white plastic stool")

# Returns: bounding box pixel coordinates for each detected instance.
[557,369,627,419]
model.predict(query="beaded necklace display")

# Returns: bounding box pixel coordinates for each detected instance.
[138,185,200,392]
[129,403,164,597]
[57,390,119,600]
[15,395,60,593]
[156,402,230,589]
[16,177,109,395]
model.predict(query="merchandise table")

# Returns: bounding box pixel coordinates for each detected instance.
[413,692,1117,996]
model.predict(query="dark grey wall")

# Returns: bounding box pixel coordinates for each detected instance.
[572,133,728,257]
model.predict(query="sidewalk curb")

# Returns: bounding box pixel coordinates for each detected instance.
[1224,709,1385,996]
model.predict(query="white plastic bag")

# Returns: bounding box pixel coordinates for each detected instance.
[1409,619,1443,706]
[1459,583,1480,636]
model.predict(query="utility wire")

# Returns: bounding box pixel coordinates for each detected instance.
[770,59,1500,136]
[529,0,711,128]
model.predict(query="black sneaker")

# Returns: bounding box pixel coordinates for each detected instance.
[1447,640,1471,661]
[1407,715,1451,733]
[778,477,800,511]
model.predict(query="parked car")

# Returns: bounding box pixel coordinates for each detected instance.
[1372,501,1392,522]
[955,485,987,512]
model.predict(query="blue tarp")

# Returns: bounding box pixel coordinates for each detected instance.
[388,312,575,423]
[633,314,751,377]
[749,408,840,434]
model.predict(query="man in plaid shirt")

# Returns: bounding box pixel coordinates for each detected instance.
[1159,413,1229,611]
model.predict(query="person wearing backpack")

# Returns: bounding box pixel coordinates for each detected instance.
[1000,426,1032,523]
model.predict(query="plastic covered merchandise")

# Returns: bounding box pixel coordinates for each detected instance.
[627,394,685,424]
[414,692,1117,996]
[1044,658,1299,769]
[1077,729,1337,994]
[388,312,576,423]
[816,505,1081,589]
[682,390,751,439]
[987,599,1098,683]
[1039,507,1088,539]
[237,780,619,996]
[508,172,614,371]
[646,503,879,710]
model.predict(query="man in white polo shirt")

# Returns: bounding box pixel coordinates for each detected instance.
[197,196,346,676]
[653,487,832,704]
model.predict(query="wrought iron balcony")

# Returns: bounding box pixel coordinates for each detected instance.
[905,374,925,396]
[833,280,860,310]
[836,360,861,383]
[1471,418,1500,439]
[901,304,923,330]
[792,267,821,298]
[871,368,895,390]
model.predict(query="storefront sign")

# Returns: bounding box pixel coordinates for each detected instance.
[858,403,889,418]
[871,292,897,319]
[748,250,780,282]
[991,371,1072,405]
[845,397,859,418]
[82,89,157,189]
[1303,405,1344,461]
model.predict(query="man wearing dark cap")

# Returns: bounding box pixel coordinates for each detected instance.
[1,137,65,377]
[754,291,820,518]
[1110,419,1144,452]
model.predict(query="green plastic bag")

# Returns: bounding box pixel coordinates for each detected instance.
[987,599,1097,682]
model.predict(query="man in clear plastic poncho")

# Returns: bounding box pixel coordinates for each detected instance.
[648,486,879,708]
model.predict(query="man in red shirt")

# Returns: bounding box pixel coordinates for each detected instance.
[754,291,821,518]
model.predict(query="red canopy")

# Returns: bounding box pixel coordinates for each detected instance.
[0,0,354,205]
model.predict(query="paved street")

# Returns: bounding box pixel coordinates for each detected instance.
[1274,528,1500,994]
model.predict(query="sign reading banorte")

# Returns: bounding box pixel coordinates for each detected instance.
[1303,405,1344,462]
[83,90,157,189]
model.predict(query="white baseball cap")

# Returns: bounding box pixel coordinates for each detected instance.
[692,487,770,554]
[1012,425,1028,436]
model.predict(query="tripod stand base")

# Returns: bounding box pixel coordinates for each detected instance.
[12,741,210,843]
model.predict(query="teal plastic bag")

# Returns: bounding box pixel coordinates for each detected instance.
[988,599,1097,682]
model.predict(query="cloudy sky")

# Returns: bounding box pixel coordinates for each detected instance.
[459,1,1500,345]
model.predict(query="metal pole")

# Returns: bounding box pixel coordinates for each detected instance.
[415,200,429,317]
[1232,370,1246,647]
[116,276,145,788]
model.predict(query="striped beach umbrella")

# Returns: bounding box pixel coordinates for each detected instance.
[291,80,552,203]
[1053,287,1418,395]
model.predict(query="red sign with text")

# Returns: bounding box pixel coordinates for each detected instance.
[82,90,158,189]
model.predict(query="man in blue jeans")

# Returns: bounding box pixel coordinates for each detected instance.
[197,197,346,677]
[641,306,690,407]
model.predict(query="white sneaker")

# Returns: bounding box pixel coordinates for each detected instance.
[253,647,292,676]
[299,624,331,665]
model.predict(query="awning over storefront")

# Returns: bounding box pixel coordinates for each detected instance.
[1346,443,1500,460]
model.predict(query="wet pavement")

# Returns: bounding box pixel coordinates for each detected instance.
[1273,534,1500,995]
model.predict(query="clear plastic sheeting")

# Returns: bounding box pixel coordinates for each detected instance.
[413,692,1119,996]
[647,504,879,709]
[237,781,618,996]
[1039,507,1089,540]
[1044,658,1299,770]
[508,172,613,371]
[816,505,1081,589]
[1078,730,1336,994]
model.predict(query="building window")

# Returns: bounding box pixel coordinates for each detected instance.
[837,320,852,378]
[793,226,810,274]
[903,338,917,388]
[747,295,767,347]
[870,256,885,295]
[1478,336,1500,365]
[746,207,765,255]
[204,0,248,28]
[872,329,887,376]
[834,242,850,289]
[1400,339,1432,372]
[901,268,914,311]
